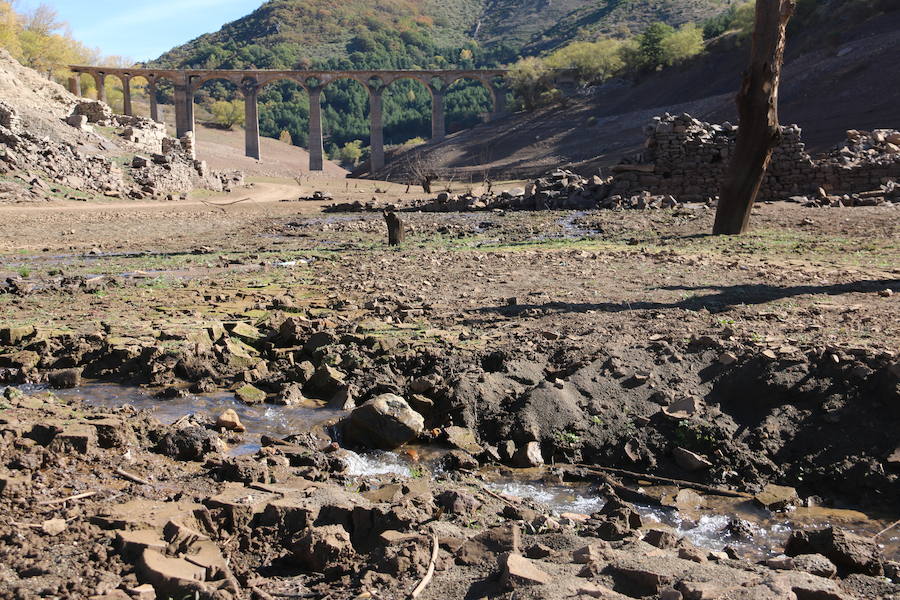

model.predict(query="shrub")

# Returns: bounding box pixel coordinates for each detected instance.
[210,99,245,129]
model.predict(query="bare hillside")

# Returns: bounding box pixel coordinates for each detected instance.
[383,8,900,180]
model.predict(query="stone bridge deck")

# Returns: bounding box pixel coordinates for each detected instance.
[68,66,509,173]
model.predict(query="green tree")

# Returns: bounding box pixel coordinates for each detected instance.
[210,99,245,129]
[338,140,364,167]
[544,39,626,84]
[639,22,675,70]
[659,24,705,66]
[507,57,551,110]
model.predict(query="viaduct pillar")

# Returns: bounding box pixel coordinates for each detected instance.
[122,75,133,116]
[369,88,384,172]
[148,80,159,123]
[242,78,261,160]
[431,89,445,142]
[308,87,324,172]
[174,74,194,139]
[94,73,106,103]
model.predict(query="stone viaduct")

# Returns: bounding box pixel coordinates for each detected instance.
[68,66,508,172]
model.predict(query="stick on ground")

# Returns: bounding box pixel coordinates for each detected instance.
[409,532,439,599]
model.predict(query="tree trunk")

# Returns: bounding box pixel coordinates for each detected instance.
[713,0,796,235]
[384,210,405,246]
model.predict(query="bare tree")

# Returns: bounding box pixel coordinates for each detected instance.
[713,0,796,235]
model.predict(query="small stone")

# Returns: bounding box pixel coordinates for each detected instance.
[235,383,266,404]
[500,553,551,588]
[41,518,67,535]
[216,409,245,432]
[718,352,738,365]
[672,447,712,471]
[513,440,544,467]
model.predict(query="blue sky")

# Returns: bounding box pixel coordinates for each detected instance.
[32,0,263,62]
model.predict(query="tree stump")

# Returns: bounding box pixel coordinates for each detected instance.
[713,0,796,235]
[384,210,404,246]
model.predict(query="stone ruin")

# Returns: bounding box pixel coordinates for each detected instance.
[0,99,241,203]
[611,113,900,202]
[377,113,900,213]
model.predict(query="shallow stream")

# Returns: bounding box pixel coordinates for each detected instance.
[9,382,898,562]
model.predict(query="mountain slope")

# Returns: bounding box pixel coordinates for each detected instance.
[380,6,900,179]
[153,0,731,69]
[474,0,728,55]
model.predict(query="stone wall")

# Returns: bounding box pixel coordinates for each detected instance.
[610,113,900,202]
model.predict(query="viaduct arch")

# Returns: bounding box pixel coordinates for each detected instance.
[68,66,509,173]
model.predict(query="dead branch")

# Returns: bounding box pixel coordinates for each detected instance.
[38,491,98,505]
[409,532,439,599]
[568,463,751,499]
[114,467,150,486]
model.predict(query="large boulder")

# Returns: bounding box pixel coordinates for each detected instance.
[785,527,883,576]
[341,394,424,450]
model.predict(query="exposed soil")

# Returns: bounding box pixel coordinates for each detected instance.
[0,186,898,599]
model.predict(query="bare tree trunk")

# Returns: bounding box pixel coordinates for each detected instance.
[713,0,796,235]
[384,210,405,246]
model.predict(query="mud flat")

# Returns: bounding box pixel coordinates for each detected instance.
[0,197,898,599]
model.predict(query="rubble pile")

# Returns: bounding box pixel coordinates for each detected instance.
[398,115,900,213]
[610,113,900,203]
[0,99,242,203]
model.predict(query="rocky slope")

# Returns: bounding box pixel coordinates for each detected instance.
[0,50,242,204]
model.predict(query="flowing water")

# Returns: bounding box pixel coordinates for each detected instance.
[6,382,897,561]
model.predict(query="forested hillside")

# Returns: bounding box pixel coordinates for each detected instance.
[149,0,734,165]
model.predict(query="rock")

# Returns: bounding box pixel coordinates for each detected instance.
[755,484,800,511]
[47,369,81,390]
[343,393,424,449]
[41,518,67,535]
[0,324,35,344]
[577,583,630,599]
[230,321,262,342]
[444,425,483,454]
[768,555,797,570]
[441,449,479,471]
[672,447,712,471]
[306,364,346,398]
[499,553,551,588]
[436,490,482,515]
[793,554,838,579]
[644,529,678,549]
[131,155,148,168]
[216,408,245,432]
[48,424,97,454]
[135,548,209,600]
[785,527,883,576]
[573,543,608,564]
[66,114,89,130]
[0,350,39,370]
[662,396,701,419]
[672,488,705,510]
[610,565,672,595]
[235,383,266,404]
[157,427,220,461]
[513,440,544,467]
[292,524,355,575]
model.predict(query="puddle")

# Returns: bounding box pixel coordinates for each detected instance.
[30,382,345,456]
